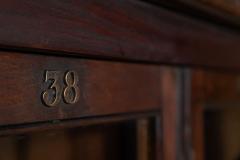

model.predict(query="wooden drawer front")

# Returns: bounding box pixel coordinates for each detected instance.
[0,52,162,126]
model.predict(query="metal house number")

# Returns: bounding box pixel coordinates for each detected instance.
[42,70,80,107]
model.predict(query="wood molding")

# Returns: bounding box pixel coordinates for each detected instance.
[0,0,240,69]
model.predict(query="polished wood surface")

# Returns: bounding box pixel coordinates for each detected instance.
[0,52,162,126]
[191,70,240,108]
[161,68,177,160]
[161,67,184,160]
[0,0,239,159]
[0,0,240,68]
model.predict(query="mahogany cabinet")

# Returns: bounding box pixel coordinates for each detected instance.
[0,0,240,160]
[0,52,169,160]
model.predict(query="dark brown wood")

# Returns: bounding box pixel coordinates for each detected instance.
[0,112,158,136]
[161,67,183,160]
[192,103,204,160]
[137,118,150,160]
[161,68,194,160]
[0,52,162,126]
[0,0,240,69]
[191,70,240,109]
[190,69,240,160]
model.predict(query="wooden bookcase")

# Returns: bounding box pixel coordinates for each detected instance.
[0,0,240,160]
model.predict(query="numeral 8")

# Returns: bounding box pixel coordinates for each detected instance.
[63,71,79,104]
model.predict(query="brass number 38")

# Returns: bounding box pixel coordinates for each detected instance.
[42,70,80,107]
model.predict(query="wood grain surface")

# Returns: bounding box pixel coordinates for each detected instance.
[0,52,163,126]
[190,69,240,160]
[0,0,240,68]
[191,70,240,108]
[161,67,183,160]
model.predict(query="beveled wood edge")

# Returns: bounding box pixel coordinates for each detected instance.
[0,111,159,136]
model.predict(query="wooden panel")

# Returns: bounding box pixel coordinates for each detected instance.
[0,112,158,136]
[190,70,240,160]
[191,70,205,160]
[191,103,205,160]
[161,68,177,160]
[191,70,240,108]
[137,119,150,160]
[0,0,240,68]
[0,52,162,126]
[161,67,183,160]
